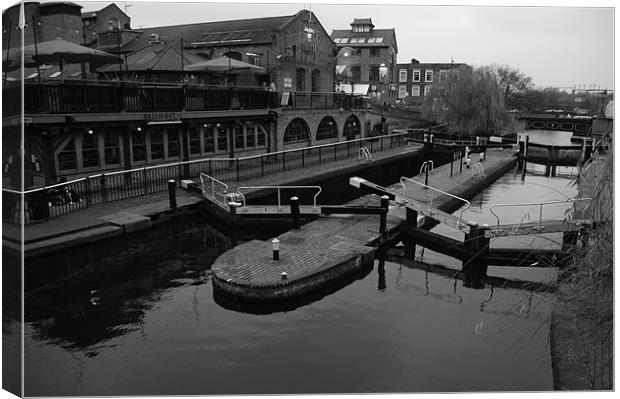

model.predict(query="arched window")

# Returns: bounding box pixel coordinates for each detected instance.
[283,118,310,143]
[311,69,320,92]
[316,117,337,140]
[296,68,306,91]
[343,115,361,140]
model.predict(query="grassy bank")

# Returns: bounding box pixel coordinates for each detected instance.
[550,151,613,390]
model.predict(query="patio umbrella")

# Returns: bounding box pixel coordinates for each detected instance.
[4,38,122,76]
[185,56,265,74]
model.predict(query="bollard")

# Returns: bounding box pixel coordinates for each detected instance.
[168,179,177,209]
[450,158,454,177]
[466,158,471,168]
[424,163,430,187]
[480,152,485,162]
[290,196,300,229]
[228,201,240,224]
[379,195,389,238]
[272,238,280,261]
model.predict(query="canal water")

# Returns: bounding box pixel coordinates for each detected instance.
[11,131,580,395]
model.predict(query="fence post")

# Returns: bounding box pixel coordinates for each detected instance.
[236,158,240,182]
[100,174,107,203]
[290,196,300,229]
[282,151,286,171]
[261,155,265,176]
[379,195,389,238]
[143,167,148,195]
[301,149,305,167]
[424,163,429,187]
[168,179,177,209]
[84,176,92,207]
[208,159,212,177]
[334,143,337,160]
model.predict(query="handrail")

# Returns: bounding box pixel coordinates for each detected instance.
[472,163,485,179]
[420,160,434,175]
[359,147,372,160]
[399,176,471,226]
[199,173,228,204]
[14,132,407,194]
[489,198,592,229]
[235,185,322,208]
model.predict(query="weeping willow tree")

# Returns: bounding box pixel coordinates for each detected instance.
[422,65,506,136]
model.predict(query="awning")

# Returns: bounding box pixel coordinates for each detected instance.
[336,83,370,95]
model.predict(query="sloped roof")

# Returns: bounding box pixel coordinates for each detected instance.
[127,14,297,49]
[331,28,397,52]
[82,10,97,18]
[351,18,373,26]
[98,43,206,72]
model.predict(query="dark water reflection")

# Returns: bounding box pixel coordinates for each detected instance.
[19,145,577,395]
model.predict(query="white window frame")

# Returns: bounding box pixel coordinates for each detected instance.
[439,69,449,81]
[424,85,432,96]
[398,85,408,99]
[413,69,421,82]
[425,70,433,82]
[411,85,420,97]
[399,69,408,83]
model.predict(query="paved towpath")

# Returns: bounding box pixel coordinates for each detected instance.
[4,142,425,255]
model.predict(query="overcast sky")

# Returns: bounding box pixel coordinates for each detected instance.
[76,0,615,89]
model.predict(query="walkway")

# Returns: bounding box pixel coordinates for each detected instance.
[4,142,424,257]
[211,148,517,300]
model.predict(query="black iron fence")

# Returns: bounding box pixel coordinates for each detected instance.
[3,132,409,224]
[4,81,367,116]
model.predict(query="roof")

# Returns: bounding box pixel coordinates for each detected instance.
[82,11,97,18]
[98,43,206,72]
[39,1,82,8]
[396,62,470,69]
[331,28,397,51]
[127,14,297,49]
[351,18,373,26]
[82,4,125,20]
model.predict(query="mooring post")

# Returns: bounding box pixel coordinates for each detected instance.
[272,238,280,261]
[228,201,239,224]
[404,208,418,259]
[424,163,430,186]
[379,195,390,238]
[290,196,301,229]
[168,179,177,209]
[462,222,490,289]
[459,147,464,173]
[521,135,529,181]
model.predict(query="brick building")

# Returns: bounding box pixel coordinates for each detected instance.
[395,59,471,107]
[331,18,398,104]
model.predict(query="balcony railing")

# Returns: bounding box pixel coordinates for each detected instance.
[3,81,367,117]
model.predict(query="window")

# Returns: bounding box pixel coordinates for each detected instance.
[296,68,306,91]
[150,129,164,160]
[283,118,310,143]
[343,115,360,139]
[440,69,448,82]
[424,85,432,96]
[257,126,266,147]
[351,66,361,82]
[369,66,380,81]
[413,69,421,82]
[334,38,349,44]
[374,37,383,43]
[367,37,376,43]
[398,85,408,99]
[246,121,255,148]
[189,127,201,155]
[132,131,146,162]
[311,69,320,92]
[103,131,120,165]
[425,70,433,82]
[82,132,99,168]
[167,129,181,158]
[399,69,408,83]
[57,138,77,171]
[204,125,215,153]
[217,124,228,151]
[316,117,337,140]
[369,48,380,56]
[349,37,366,44]
[411,85,420,96]
[234,123,244,149]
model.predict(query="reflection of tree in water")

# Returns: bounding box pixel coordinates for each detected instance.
[24,216,276,353]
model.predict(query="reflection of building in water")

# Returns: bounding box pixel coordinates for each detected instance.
[331,18,398,104]
[23,220,237,351]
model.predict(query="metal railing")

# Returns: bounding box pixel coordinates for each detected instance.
[235,185,322,208]
[472,163,485,179]
[489,198,592,230]
[399,176,471,227]
[4,80,370,116]
[3,132,409,224]
[199,172,229,209]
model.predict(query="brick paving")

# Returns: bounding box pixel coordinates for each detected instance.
[212,148,517,295]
